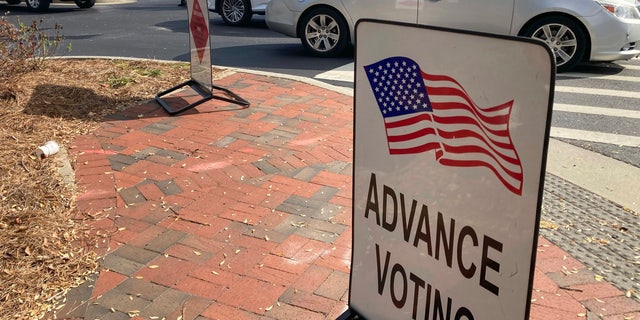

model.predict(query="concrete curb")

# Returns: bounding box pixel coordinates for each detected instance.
[547,138,640,214]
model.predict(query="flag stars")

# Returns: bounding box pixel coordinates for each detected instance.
[365,57,433,117]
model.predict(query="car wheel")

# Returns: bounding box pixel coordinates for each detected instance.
[74,0,95,8]
[522,16,586,72]
[25,0,49,11]
[6,0,21,5]
[299,7,349,57]
[220,0,252,26]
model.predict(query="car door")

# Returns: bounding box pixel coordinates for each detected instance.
[417,0,515,35]
[341,0,418,25]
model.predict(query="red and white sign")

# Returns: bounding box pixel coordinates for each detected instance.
[187,0,212,90]
[189,0,208,63]
[349,20,554,319]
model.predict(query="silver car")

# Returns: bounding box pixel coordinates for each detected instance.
[266,0,640,71]
[208,0,270,26]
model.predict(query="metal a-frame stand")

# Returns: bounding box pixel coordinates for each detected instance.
[155,0,248,115]
[155,79,249,116]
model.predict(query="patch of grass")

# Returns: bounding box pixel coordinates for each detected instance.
[107,75,135,88]
[138,68,162,77]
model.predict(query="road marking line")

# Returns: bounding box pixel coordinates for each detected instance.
[314,63,354,82]
[561,73,640,82]
[555,86,640,99]
[550,127,640,147]
[553,103,640,119]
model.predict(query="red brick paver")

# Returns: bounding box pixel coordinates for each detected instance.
[54,71,639,320]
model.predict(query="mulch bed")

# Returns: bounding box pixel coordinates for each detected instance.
[0,58,222,318]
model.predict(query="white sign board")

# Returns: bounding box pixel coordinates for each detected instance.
[350,20,554,319]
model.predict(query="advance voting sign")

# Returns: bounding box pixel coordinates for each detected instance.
[350,20,554,319]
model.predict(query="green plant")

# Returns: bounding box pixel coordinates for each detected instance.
[138,67,162,77]
[0,14,65,98]
[107,75,134,88]
[1,15,64,73]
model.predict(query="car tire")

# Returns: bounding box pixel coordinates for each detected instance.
[522,16,586,73]
[299,7,349,57]
[74,0,95,8]
[220,0,252,26]
[25,0,49,11]
[6,0,21,5]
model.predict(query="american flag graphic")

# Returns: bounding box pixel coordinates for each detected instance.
[364,56,523,195]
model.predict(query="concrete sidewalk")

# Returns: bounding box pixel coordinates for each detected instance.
[54,70,640,320]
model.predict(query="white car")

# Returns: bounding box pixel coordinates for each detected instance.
[2,0,94,11]
[266,0,640,71]
[207,0,270,26]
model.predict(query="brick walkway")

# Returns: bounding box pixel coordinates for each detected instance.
[55,71,640,320]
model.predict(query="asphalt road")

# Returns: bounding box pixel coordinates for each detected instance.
[2,0,354,84]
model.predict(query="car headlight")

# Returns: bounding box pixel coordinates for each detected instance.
[594,0,640,19]
[595,0,640,19]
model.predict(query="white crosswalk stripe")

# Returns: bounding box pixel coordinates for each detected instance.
[560,72,640,82]
[553,103,640,119]
[314,63,354,82]
[316,59,640,150]
[550,128,640,147]
[555,86,640,99]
